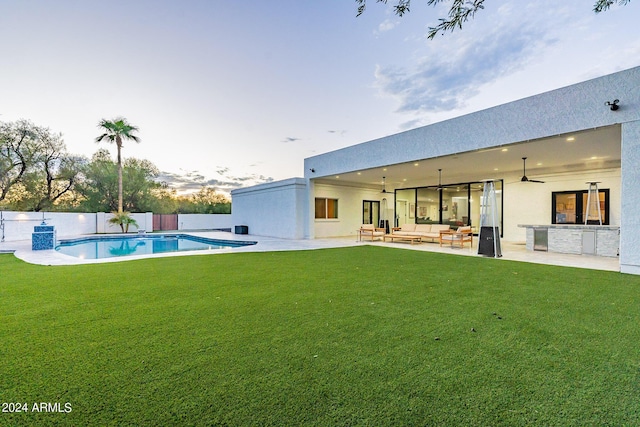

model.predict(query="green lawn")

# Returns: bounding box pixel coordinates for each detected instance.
[1,246,639,426]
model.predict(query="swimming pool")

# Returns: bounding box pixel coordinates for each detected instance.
[55,234,257,259]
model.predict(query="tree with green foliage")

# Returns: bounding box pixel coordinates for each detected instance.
[76,149,119,212]
[95,117,140,213]
[0,120,84,211]
[120,158,162,212]
[78,150,161,213]
[17,134,85,211]
[148,186,180,214]
[356,0,633,39]
[11,153,85,212]
[0,120,38,202]
[189,186,232,214]
[2,118,232,215]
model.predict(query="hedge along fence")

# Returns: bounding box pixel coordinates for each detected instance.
[0,211,233,242]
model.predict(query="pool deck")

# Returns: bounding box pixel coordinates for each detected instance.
[0,231,620,272]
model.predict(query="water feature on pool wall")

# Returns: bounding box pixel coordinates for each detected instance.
[32,224,56,250]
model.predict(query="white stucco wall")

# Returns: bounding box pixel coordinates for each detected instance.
[178,214,233,230]
[313,183,391,238]
[1,211,233,242]
[231,178,307,239]
[1,211,97,242]
[620,120,640,274]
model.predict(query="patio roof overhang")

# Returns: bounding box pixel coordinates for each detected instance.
[311,125,621,191]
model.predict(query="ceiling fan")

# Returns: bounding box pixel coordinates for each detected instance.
[520,157,545,183]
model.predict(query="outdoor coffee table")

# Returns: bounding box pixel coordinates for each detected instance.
[383,234,422,245]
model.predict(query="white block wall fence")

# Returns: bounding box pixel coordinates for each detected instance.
[0,211,233,242]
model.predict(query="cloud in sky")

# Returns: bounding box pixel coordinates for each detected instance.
[374,18,555,115]
[282,137,302,143]
[158,169,274,196]
[376,18,398,34]
[1,0,638,189]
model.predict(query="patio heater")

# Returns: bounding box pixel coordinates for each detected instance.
[585,182,602,225]
[380,197,389,233]
[477,179,502,258]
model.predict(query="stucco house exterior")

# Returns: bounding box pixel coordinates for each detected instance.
[231,66,640,275]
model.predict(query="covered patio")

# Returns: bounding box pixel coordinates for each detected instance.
[231,66,639,274]
[310,125,620,243]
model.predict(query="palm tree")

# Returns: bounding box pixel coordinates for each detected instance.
[95,117,140,213]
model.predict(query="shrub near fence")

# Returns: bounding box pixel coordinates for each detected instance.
[0,211,232,242]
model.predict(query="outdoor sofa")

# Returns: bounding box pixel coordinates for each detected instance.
[391,223,451,242]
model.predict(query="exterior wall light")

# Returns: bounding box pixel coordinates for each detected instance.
[605,99,619,111]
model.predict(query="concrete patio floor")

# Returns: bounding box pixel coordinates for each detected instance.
[0,231,620,272]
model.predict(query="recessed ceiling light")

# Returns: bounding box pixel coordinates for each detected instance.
[591,156,598,160]
[501,148,508,152]
[494,168,499,171]
[336,176,340,179]
[414,163,419,166]
[357,172,361,175]
[566,137,575,141]
[537,162,543,166]
[403,178,407,181]
[383,168,387,171]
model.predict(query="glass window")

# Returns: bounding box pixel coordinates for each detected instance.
[416,188,439,224]
[395,189,416,227]
[447,184,469,227]
[555,193,577,223]
[327,199,338,219]
[315,198,326,219]
[469,183,483,231]
[315,198,338,219]
[552,190,609,225]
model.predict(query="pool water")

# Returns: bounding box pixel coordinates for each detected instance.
[55,234,256,259]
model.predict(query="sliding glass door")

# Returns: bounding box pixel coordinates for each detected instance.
[362,200,380,225]
[395,180,503,234]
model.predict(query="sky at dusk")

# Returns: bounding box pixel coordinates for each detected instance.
[1,1,639,195]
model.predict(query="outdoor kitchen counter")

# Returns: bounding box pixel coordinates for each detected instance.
[518,224,619,257]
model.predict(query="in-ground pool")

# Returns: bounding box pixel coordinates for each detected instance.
[55,234,257,259]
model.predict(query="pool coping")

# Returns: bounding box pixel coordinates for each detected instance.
[2,231,361,266]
